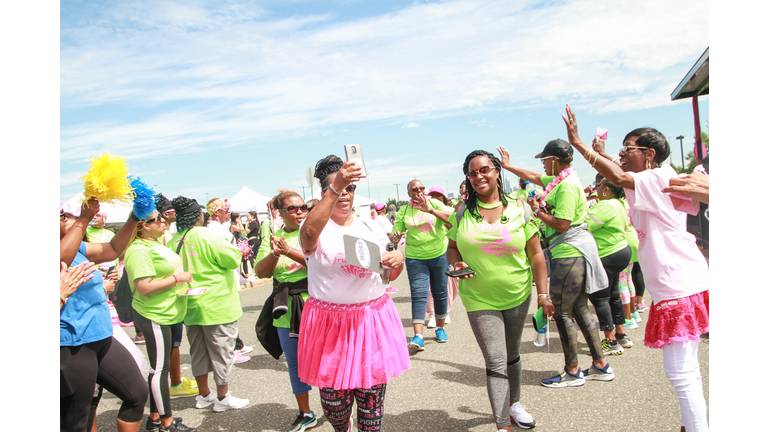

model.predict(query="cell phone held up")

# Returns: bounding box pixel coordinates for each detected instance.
[445,268,476,278]
[344,144,368,178]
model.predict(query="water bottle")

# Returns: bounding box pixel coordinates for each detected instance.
[381,242,395,285]
[525,181,537,198]
[533,325,547,347]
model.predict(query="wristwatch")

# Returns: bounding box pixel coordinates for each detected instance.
[532,208,540,218]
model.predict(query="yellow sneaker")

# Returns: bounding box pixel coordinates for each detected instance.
[170,377,199,399]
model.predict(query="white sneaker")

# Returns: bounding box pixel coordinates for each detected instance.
[233,353,251,364]
[213,391,249,412]
[427,317,436,328]
[195,392,216,409]
[445,314,451,324]
[510,402,536,429]
[236,346,254,355]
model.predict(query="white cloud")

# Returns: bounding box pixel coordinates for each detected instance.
[402,122,420,129]
[61,0,709,161]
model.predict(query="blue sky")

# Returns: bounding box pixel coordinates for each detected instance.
[59,0,709,206]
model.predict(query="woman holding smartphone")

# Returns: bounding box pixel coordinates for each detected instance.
[446,150,549,431]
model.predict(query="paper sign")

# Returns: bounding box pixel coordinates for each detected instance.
[596,128,608,141]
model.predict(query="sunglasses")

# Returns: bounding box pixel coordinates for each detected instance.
[282,204,308,214]
[144,216,163,224]
[539,156,555,164]
[324,184,357,194]
[60,212,67,221]
[467,166,496,179]
[410,186,426,193]
[620,145,647,154]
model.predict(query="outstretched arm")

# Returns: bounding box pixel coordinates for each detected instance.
[496,146,544,187]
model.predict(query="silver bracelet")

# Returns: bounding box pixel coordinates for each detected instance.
[327,184,342,196]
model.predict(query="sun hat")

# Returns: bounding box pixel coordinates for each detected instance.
[375,202,386,211]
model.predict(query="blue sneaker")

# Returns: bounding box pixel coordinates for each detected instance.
[541,368,585,388]
[435,327,448,343]
[408,335,425,351]
[583,362,615,381]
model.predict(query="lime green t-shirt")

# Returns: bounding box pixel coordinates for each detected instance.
[446,201,538,312]
[392,199,454,260]
[160,230,174,248]
[86,227,119,269]
[254,227,309,328]
[585,199,629,258]
[124,238,188,325]
[169,227,243,326]
[620,198,639,263]
[541,173,588,259]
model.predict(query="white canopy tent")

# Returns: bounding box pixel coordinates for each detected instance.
[63,193,134,228]
[228,186,272,215]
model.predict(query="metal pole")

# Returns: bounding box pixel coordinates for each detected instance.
[367,177,371,198]
[298,186,309,200]
[393,184,400,204]
[676,135,685,169]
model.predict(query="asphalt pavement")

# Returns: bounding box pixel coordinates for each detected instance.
[95,271,709,431]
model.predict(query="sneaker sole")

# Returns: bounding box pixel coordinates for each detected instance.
[195,402,215,409]
[624,325,639,330]
[584,371,615,382]
[604,349,623,356]
[436,339,448,343]
[541,378,585,388]
[170,393,199,399]
[292,418,318,431]
[511,418,536,430]
[213,402,249,412]
[408,343,425,351]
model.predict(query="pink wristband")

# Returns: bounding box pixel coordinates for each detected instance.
[173,275,179,285]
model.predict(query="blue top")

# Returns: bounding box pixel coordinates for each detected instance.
[60,242,113,346]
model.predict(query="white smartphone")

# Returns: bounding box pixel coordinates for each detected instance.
[344,144,368,178]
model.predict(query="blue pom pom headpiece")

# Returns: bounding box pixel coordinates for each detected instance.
[129,177,157,221]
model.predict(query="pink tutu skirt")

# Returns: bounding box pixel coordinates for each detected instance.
[644,290,709,348]
[297,294,410,390]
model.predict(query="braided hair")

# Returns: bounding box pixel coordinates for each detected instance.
[172,196,201,231]
[462,150,508,221]
[314,155,344,191]
[271,188,301,210]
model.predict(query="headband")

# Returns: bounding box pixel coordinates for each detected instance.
[206,198,230,215]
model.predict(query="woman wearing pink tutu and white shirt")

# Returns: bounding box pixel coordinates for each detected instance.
[298,155,409,432]
[562,105,709,432]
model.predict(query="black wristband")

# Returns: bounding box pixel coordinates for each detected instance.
[129,211,140,221]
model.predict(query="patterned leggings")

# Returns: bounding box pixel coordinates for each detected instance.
[550,257,605,367]
[319,384,386,431]
[618,263,637,304]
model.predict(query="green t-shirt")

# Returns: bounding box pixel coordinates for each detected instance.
[169,227,243,326]
[86,227,120,269]
[446,200,537,312]
[160,230,174,248]
[254,228,309,328]
[392,199,454,260]
[541,173,588,259]
[124,238,188,325]
[585,199,629,258]
[620,198,639,263]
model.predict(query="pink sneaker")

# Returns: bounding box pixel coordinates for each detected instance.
[386,285,398,293]
[233,353,251,365]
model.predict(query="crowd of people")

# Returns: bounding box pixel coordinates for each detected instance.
[61,105,709,432]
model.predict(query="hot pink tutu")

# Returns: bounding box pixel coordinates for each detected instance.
[297,294,410,390]
[644,290,709,348]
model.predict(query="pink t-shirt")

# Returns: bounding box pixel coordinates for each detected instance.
[301,217,390,304]
[625,165,708,302]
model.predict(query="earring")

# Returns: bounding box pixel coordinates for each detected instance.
[646,159,651,170]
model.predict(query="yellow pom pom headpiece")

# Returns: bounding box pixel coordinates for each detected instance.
[79,153,133,207]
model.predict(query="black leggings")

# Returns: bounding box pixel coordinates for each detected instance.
[60,337,148,431]
[319,384,387,431]
[589,246,632,331]
[632,262,646,297]
[134,313,178,418]
[550,257,604,367]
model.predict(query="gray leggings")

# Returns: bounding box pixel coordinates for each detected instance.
[466,294,531,429]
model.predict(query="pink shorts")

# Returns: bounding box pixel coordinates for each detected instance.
[644,290,709,349]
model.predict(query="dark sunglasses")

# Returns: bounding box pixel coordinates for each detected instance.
[144,215,163,224]
[410,186,425,193]
[60,212,67,221]
[282,204,308,214]
[467,166,496,179]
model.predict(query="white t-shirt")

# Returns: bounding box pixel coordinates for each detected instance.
[375,215,394,234]
[207,220,234,243]
[301,217,390,304]
[625,165,708,302]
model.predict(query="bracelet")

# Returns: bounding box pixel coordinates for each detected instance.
[271,251,281,258]
[612,157,619,164]
[327,184,342,196]
[60,295,68,304]
[129,211,140,221]
[537,293,550,299]
[428,207,434,214]
[173,275,179,285]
